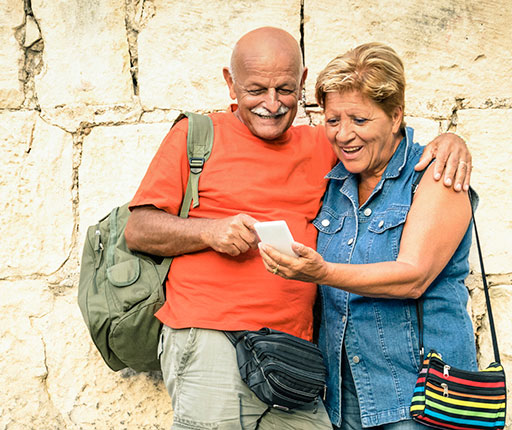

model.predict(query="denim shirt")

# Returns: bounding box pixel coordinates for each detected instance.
[314,128,478,427]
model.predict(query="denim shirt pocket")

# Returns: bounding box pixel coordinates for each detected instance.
[313,206,346,256]
[366,205,409,261]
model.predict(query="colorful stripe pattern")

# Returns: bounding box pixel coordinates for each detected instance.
[410,351,507,429]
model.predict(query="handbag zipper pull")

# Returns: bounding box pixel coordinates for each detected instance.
[443,364,450,378]
[441,383,449,397]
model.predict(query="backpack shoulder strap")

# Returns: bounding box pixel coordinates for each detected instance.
[171,112,214,217]
[154,112,213,272]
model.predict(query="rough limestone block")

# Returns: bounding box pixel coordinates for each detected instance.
[482,285,512,368]
[0,280,172,429]
[68,363,172,429]
[141,108,183,124]
[24,14,41,47]
[137,0,300,111]
[32,0,133,108]
[40,103,144,134]
[472,285,512,428]
[456,109,512,274]
[0,0,25,108]
[0,280,67,429]
[304,0,512,117]
[403,117,441,146]
[0,114,74,277]
[79,122,175,245]
[31,289,172,429]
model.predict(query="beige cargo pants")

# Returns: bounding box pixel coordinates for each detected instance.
[159,326,332,430]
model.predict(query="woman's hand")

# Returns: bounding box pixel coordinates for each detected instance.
[258,241,330,283]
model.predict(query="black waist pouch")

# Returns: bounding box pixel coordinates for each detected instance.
[225,328,327,411]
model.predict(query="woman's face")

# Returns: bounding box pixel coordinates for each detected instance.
[324,90,403,181]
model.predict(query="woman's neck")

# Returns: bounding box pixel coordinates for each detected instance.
[358,176,381,207]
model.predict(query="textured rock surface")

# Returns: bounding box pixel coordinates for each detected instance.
[0,0,25,108]
[1,0,511,428]
[0,280,64,429]
[137,0,301,111]
[79,122,175,243]
[0,113,74,277]
[304,0,512,118]
[457,108,512,274]
[32,0,134,108]
[473,284,512,366]
[0,280,172,429]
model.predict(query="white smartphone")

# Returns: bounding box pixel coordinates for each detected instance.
[254,220,297,257]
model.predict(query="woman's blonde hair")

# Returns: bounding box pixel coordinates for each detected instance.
[315,42,405,129]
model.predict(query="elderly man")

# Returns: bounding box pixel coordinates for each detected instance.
[125,27,471,429]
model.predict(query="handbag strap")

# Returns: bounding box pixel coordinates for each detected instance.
[468,189,500,364]
[224,330,246,346]
[415,189,501,364]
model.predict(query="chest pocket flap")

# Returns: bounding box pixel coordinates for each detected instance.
[368,205,409,234]
[313,206,346,234]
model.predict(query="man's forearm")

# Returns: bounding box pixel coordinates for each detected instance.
[124,206,212,257]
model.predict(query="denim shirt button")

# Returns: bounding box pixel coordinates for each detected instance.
[352,355,360,364]
[347,238,354,245]
[363,208,372,216]
[342,315,347,323]
[321,219,330,227]
[378,220,384,228]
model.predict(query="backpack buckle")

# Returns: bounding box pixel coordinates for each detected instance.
[189,157,205,174]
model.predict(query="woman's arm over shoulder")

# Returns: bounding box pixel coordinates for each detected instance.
[258,163,472,299]
[317,165,472,298]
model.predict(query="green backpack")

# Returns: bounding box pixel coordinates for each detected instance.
[78,112,214,372]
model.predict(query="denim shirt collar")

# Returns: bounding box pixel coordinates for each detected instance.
[325,127,414,183]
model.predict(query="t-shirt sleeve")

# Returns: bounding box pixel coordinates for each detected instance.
[315,124,338,168]
[129,119,189,215]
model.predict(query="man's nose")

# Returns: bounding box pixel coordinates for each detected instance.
[263,89,280,113]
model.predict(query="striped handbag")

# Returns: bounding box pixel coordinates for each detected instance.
[411,351,506,429]
[410,194,507,429]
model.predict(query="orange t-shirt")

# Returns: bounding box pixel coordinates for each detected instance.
[130,107,337,340]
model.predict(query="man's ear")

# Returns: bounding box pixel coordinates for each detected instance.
[299,67,308,93]
[222,67,237,100]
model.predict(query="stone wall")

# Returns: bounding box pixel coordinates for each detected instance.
[1,0,510,428]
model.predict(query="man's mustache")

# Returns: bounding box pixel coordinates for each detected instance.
[251,105,290,118]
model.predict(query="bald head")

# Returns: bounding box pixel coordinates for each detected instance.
[223,27,308,140]
[230,27,304,82]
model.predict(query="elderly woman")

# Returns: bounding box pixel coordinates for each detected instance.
[259,43,477,429]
